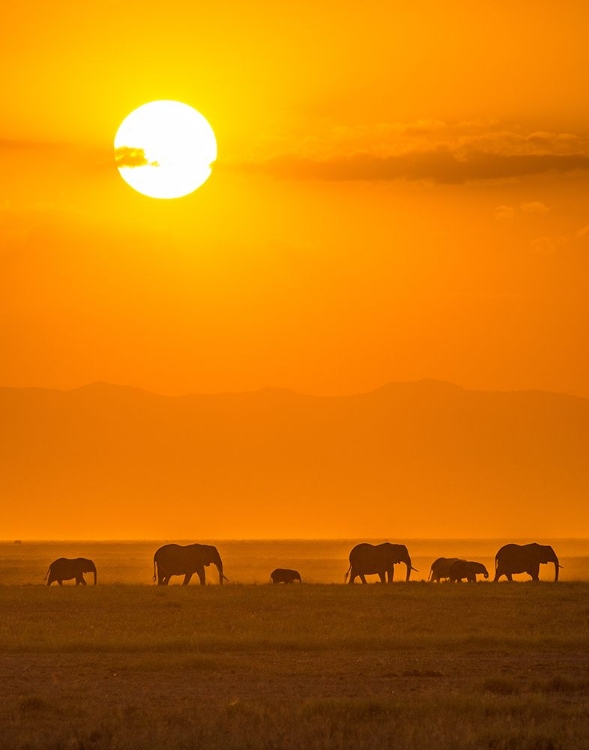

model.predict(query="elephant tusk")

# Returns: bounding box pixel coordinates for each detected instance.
[411,567,419,572]
[558,565,564,569]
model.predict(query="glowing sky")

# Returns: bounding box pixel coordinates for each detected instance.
[2,1,589,399]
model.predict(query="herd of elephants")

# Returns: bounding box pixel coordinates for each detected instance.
[43,541,562,586]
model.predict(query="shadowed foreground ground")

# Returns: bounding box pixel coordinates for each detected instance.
[1,584,588,749]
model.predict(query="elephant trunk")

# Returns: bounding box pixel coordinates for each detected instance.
[216,561,224,585]
[554,557,559,582]
[92,566,97,585]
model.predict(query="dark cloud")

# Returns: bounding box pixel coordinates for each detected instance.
[114,146,159,168]
[241,149,589,184]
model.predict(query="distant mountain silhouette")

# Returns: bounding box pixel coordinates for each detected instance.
[1,380,588,539]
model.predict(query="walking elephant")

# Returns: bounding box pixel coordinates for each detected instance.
[429,557,462,582]
[153,543,226,585]
[449,559,489,583]
[344,542,416,583]
[45,557,97,586]
[494,543,560,582]
[270,568,301,584]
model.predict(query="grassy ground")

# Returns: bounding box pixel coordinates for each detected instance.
[1,583,588,749]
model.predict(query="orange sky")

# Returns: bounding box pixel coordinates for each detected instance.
[2,1,589,400]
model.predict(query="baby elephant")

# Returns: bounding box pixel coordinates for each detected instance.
[270,568,302,584]
[45,557,97,586]
[449,559,488,583]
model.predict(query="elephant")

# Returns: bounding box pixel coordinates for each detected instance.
[344,542,416,583]
[45,557,97,586]
[153,543,226,585]
[270,568,302,584]
[428,557,462,582]
[494,543,561,582]
[449,559,489,583]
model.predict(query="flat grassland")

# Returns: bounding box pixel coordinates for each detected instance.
[1,583,589,750]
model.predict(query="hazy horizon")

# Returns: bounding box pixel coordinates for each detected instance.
[3,380,589,539]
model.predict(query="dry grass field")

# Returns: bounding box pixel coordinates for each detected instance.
[1,582,589,749]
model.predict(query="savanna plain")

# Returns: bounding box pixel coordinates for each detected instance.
[1,541,589,750]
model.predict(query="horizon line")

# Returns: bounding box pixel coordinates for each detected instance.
[1,378,587,402]
[3,537,588,543]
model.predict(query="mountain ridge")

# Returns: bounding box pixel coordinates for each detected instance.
[1,379,588,539]
[2,378,587,403]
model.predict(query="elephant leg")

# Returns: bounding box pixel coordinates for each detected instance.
[196,566,206,585]
[183,573,194,585]
[359,573,367,584]
[528,565,540,581]
[76,575,86,586]
[378,572,386,584]
[57,580,63,586]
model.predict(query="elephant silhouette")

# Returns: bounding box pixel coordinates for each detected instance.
[270,568,302,584]
[153,543,226,585]
[345,542,416,583]
[494,543,560,582]
[45,557,97,586]
[448,559,489,582]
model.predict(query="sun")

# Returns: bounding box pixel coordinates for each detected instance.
[114,101,217,199]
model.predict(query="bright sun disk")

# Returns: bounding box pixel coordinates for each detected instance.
[114,100,217,199]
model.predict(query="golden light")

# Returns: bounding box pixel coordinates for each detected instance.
[114,100,217,199]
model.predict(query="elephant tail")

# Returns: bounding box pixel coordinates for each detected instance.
[344,565,351,583]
